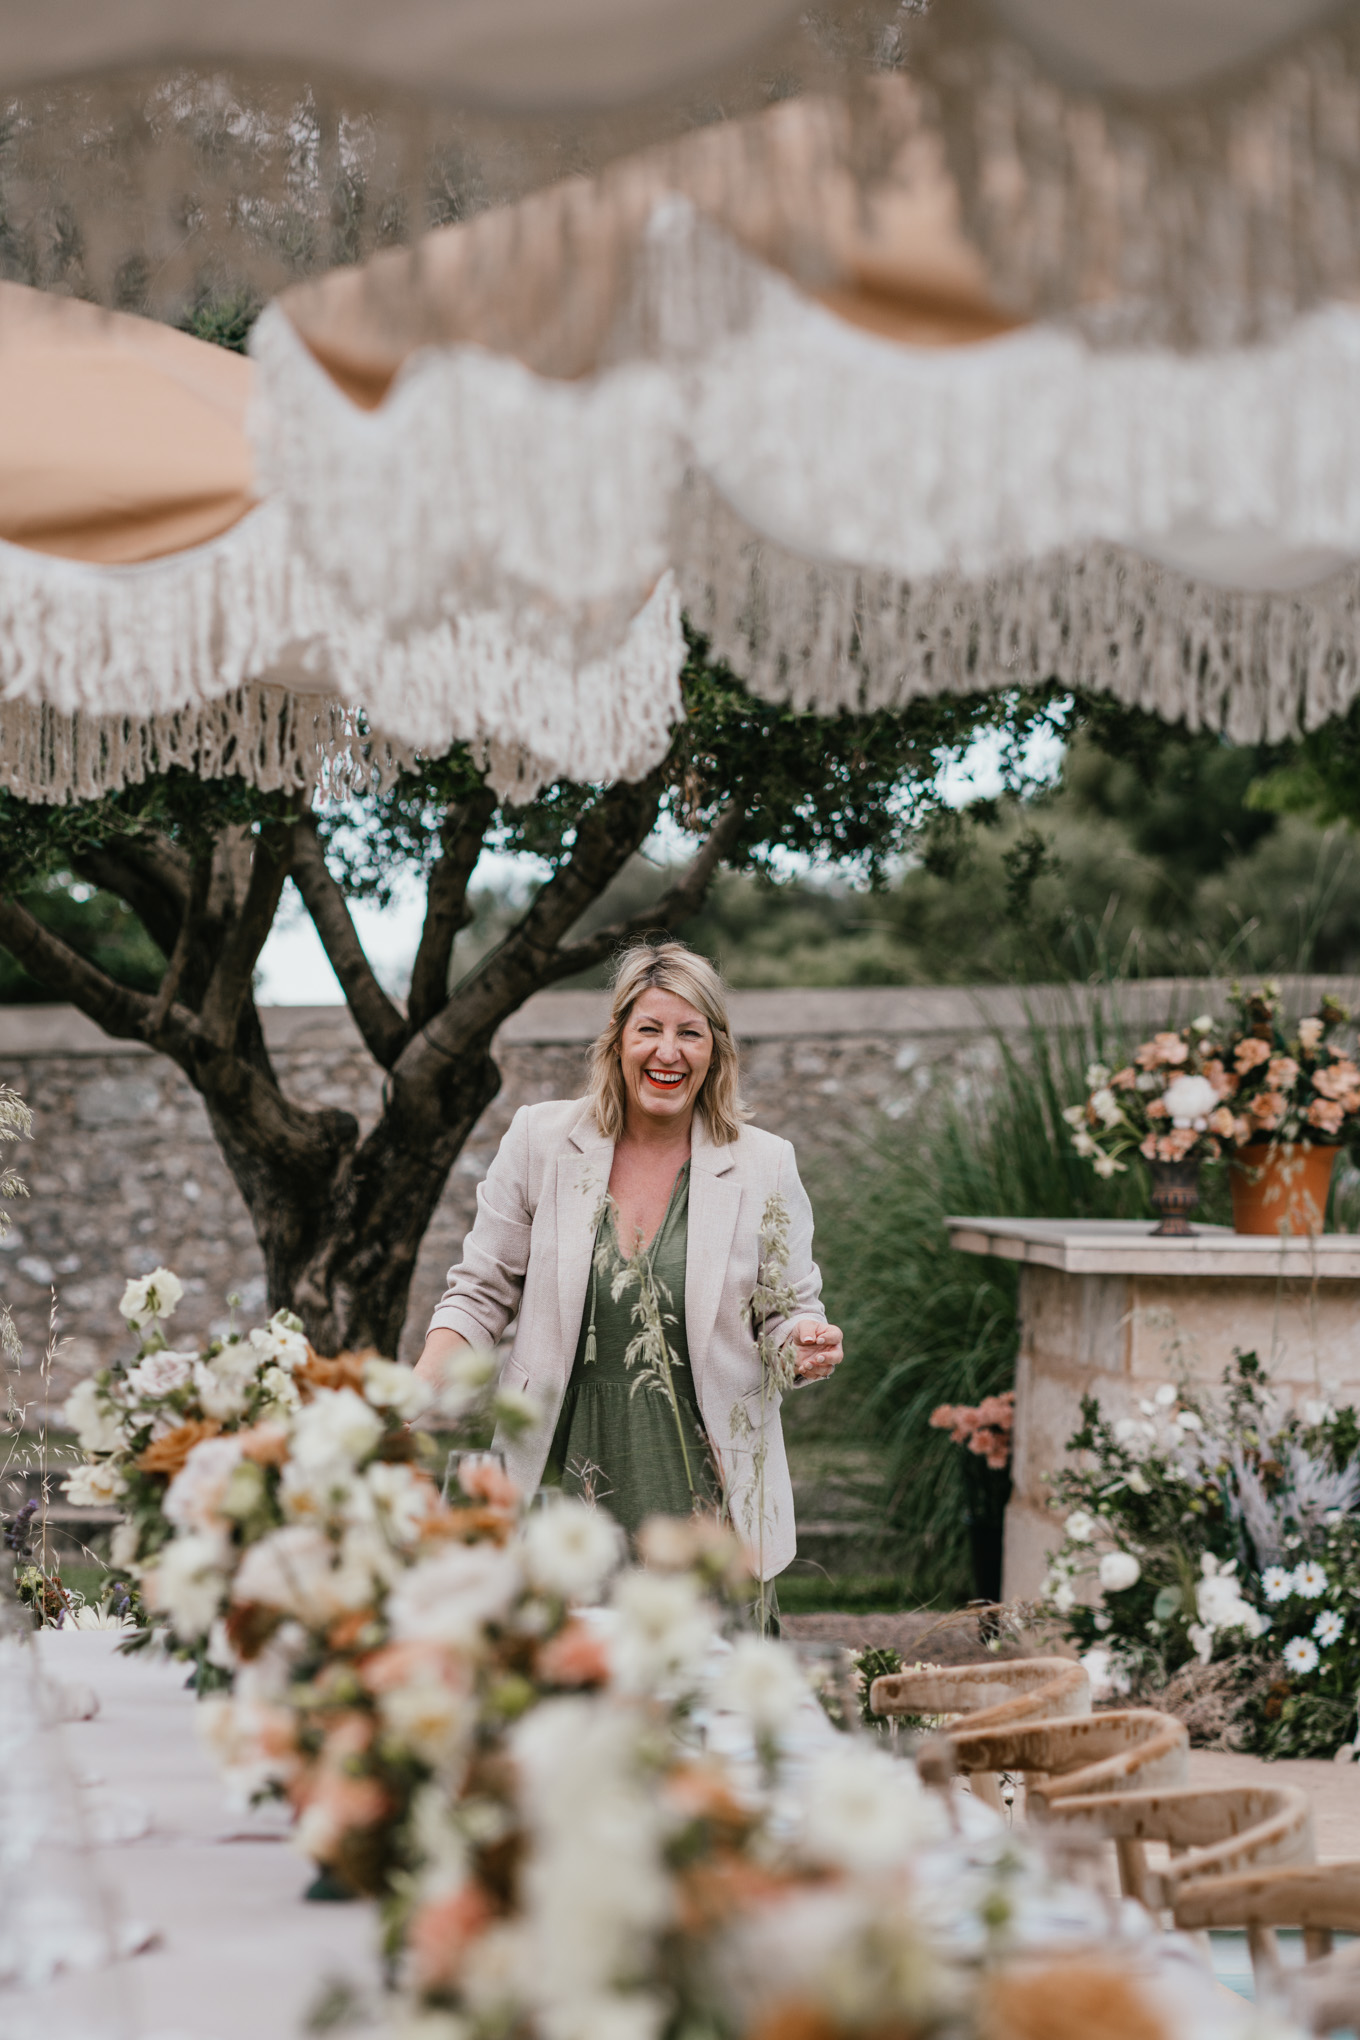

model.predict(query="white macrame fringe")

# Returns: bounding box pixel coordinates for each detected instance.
[654,203,1360,590]
[0,688,417,808]
[0,524,685,804]
[676,484,1360,748]
[249,301,684,651]
[0,506,303,717]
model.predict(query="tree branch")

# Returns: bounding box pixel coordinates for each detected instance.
[198,822,296,1047]
[407,788,498,1033]
[142,851,213,1044]
[551,802,745,976]
[0,892,182,1049]
[397,772,665,1086]
[291,818,408,1068]
[70,839,190,961]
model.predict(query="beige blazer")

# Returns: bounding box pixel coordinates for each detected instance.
[428,1096,827,1577]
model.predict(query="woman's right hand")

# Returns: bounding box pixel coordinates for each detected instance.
[414,1326,469,1387]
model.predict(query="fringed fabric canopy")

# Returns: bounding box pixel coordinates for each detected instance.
[0,283,684,804]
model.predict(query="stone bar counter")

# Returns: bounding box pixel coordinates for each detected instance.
[948,1218,1360,1601]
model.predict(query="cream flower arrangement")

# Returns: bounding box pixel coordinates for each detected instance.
[1062,1022,1227,1177]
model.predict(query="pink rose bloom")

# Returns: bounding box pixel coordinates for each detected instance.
[1249,1091,1287,1130]
[1234,1038,1272,1072]
[1208,1106,1237,1138]
[1203,1059,1236,1098]
[1308,1098,1346,1135]
[1146,1098,1169,1120]
[1312,1059,1360,1101]
[1266,1056,1300,1091]
[1298,1017,1325,1052]
[1110,1066,1137,1090]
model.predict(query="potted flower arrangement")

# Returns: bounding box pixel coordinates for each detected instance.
[1062,1021,1228,1233]
[1213,983,1359,1235]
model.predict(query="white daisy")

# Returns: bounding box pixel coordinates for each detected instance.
[1293,1562,1329,1599]
[1262,1566,1295,1603]
[1313,1611,1345,1647]
[1283,1636,1320,1675]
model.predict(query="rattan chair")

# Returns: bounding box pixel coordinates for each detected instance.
[937,1707,1190,1815]
[1173,1861,1360,1999]
[1038,1783,1314,1909]
[868,1657,1091,1733]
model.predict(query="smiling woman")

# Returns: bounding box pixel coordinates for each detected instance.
[416,941,842,1581]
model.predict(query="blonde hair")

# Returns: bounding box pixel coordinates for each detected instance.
[587,941,748,1145]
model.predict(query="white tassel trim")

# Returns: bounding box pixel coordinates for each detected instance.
[249,302,684,650]
[677,481,1360,747]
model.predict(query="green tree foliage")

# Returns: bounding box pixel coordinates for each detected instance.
[576,710,1360,988]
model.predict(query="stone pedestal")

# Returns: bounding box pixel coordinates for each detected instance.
[947,1219,1360,1601]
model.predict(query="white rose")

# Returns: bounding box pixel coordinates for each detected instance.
[522,1499,624,1603]
[1071,1130,1099,1158]
[258,1365,300,1415]
[110,1519,140,1568]
[1090,1087,1122,1129]
[800,1744,946,1871]
[1162,1074,1219,1128]
[1085,1063,1111,1089]
[192,1357,251,1422]
[120,1268,184,1327]
[1098,1551,1141,1593]
[378,1676,476,1766]
[1064,1510,1096,1543]
[164,1436,246,1534]
[1153,1384,1178,1407]
[233,1524,375,1624]
[434,1344,497,1420]
[1061,1104,1088,1128]
[711,1636,807,1736]
[1186,1622,1215,1666]
[124,1350,196,1399]
[248,1315,309,1371]
[492,1383,543,1434]
[141,1532,228,1639]
[289,1387,383,1474]
[610,1569,715,1695]
[62,1378,126,1454]
[362,1461,435,1546]
[62,1460,125,1507]
[1079,1645,1131,1701]
[1050,1580,1076,1614]
[387,1544,522,1647]
[362,1357,433,1421]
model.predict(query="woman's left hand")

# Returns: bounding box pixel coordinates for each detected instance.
[789,1317,844,1381]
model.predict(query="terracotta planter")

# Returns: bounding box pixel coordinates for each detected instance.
[1147,1157,1201,1236]
[1229,1142,1338,1236]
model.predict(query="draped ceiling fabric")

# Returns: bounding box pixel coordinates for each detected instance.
[250,96,1360,749]
[913,0,1360,346]
[0,1,903,318]
[0,283,685,806]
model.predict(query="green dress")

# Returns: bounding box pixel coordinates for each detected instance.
[544,1160,720,1536]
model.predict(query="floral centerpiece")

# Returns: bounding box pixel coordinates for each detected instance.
[1063,1024,1228,1180]
[1041,1353,1360,1757]
[58,1264,532,1663]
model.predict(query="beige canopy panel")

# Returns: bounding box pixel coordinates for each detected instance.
[0,284,683,806]
[253,95,1360,748]
[0,0,819,109]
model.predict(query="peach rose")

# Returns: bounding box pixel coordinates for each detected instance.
[1207,1106,1237,1139]
[1266,1056,1300,1091]
[1203,1059,1237,1098]
[1136,1032,1188,1069]
[1311,1060,1360,1101]
[1234,1038,1272,1072]
[1308,1098,1346,1135]
[457,1458,520,1510]
[1110,1066,1137,1090]
[535,1618,612,1688]
[1145,1098,1169,1119]
[409,1884,497,1992]
[1249,1091,1287,1130]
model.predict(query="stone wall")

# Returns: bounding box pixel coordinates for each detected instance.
[3,974,1358,1408]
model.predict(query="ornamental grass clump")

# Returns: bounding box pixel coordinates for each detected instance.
[816,1010,1154,1603]
[1042,1351,1360,1757]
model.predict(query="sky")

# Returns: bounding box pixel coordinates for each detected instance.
[254,721,1065,1004]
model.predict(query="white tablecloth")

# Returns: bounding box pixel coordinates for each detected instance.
[4,1631,382,2040]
